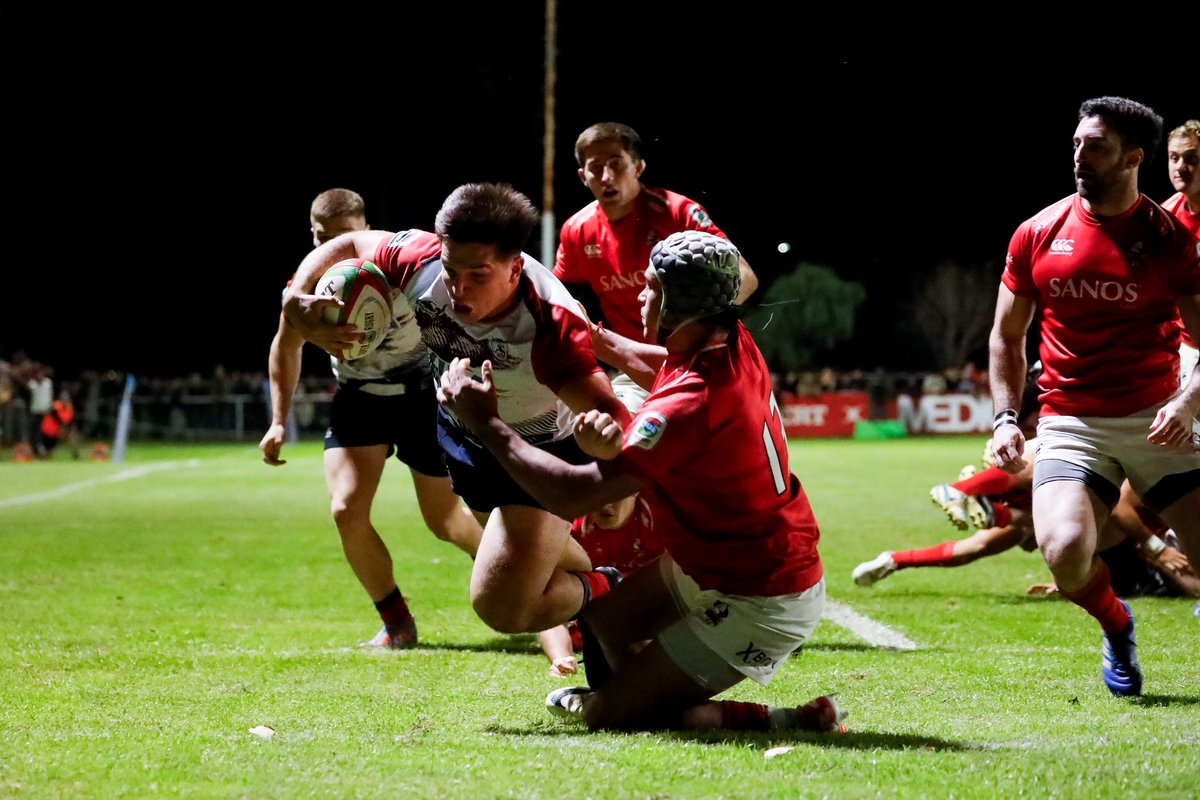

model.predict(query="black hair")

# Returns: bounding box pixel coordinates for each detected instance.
[434,182,539,256]
[1078,96,1164,167]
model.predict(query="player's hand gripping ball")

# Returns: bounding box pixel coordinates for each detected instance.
[313,258,393,360]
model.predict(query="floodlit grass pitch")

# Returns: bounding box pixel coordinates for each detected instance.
[2,438,1198,799]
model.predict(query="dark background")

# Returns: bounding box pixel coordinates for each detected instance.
[1,4,1190,380]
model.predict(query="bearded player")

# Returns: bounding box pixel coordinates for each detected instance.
[989,97,1200,698]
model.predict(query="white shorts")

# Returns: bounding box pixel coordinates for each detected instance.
[656,555,825,691]
[1034,408,1200,511]
[609,371,650,414]
[1181,342,1198,393]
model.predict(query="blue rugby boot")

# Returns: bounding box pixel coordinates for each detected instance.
[1101,600,1142,697]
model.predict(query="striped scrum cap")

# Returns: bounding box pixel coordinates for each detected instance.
[649,230,741,319]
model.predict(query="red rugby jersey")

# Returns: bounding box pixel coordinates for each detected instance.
[614,324,823,596]
[554,186,730,342]
[1162,191,1200,350]
[1002,194,1200,417]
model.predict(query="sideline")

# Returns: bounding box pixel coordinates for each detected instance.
[822,598,919,650]
[0,460,202,509]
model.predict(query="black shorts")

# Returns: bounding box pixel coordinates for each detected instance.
[324,379,446,478]
[436,407,592,513]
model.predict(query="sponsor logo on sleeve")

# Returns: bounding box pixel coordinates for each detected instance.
[628,411,667,449]
[386,230,417,249]
[689,206,713,228]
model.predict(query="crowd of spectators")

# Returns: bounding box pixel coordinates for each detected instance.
[771,362,990,420]
[0,353,336,455]
[125,368,335,440]
[1,350,75,459]
[1,348,996,456]
[772,362,989,399]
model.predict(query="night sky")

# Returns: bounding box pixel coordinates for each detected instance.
[2,5,1190,380]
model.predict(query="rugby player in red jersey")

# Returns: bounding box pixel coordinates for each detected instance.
[554,122,758,409]
[439,230,844,734]
[989,97,1200,698]
[1163,119,1200,386]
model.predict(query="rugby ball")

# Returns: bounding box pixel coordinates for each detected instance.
[313,258,393,360]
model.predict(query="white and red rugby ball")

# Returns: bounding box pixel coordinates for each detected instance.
[313,258,393,360]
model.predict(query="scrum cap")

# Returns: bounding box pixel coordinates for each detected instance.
[649,230,741,321]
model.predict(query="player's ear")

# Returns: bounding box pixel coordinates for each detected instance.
[634,159,646,178]
[510,255,524,282]
[1125,146,1144,169]
[577,167,587,185]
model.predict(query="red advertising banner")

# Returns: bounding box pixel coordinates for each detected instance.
[779,392,994,438]
[779,392,869,438]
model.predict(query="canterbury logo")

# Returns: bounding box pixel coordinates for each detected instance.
[584,244,602,257]
[1049,239,1074,254]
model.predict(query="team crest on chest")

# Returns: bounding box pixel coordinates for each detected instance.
[628,411,667,449]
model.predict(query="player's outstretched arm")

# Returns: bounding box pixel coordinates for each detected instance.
[572,409,624,461]
[437,358,643,519]
[259,316,305,466]
[574,300,664,390]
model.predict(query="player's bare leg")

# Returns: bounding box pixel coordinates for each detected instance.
[469,505,592,633]
[1035,478,1140,696]
[409,469,482,557]
[324,445,394,599]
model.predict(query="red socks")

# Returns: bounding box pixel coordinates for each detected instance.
[953,466,1018,497]
[892,541,958,567]
[573,569,618,617]
[719,700,771,731]
[1061,560,1130,633]
[718,699,842,732]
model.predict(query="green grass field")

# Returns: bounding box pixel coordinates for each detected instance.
[2,438,1198,799]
